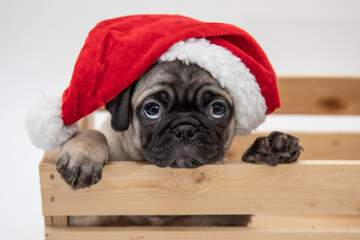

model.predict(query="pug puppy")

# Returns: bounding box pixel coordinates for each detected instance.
[57,60,302,226]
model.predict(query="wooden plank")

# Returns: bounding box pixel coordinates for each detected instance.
[44,216,68,227]
[44,216,52,227]
[227,132,360,160]
[40,160,360,216]
[78,113,95,130]
[41,150,58,164]
[45,226,360,240]
[250,215,360,228]
[275,76,360,115]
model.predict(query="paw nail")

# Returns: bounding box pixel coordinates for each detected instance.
[71,177,76,187]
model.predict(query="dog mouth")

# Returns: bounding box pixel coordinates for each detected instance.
[145,145,222,169]
[144,135,224,169]
[168,157,204,169]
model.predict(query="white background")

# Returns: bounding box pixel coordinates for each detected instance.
[0,0,359,239]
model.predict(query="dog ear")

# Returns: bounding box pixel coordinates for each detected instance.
[105,83,135,132]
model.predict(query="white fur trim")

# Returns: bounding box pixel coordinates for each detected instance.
[159,38,267,135]
[25,97,79,150]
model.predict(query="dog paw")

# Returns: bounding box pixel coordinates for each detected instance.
[242,131,303,166]
[56,153,105,189]
[56,130,109,189]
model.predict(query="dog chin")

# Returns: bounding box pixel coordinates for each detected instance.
[145,149,222,169]
[169,157,204,168]
[148,157,204,169]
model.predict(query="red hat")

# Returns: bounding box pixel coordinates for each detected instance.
[26,14,280,150]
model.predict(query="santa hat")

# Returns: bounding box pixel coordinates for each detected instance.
[26,14,280,151]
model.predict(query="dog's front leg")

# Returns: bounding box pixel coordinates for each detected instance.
[242,131,303,166]
[56,129,109,189]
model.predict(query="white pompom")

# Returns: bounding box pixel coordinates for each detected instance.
[25,97,79,151]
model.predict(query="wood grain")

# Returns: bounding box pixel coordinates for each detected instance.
[78,113,95,130]
[40,160,360,216]
[275,76,360,115]
[250,215,360,228]
[44,216,68,227]
[227,132,360,160]
[44,226,360,240]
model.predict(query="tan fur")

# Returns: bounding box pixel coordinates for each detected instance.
[60,130,109,164]
[57,130,109,189]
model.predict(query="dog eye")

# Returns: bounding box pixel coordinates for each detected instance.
[144,102,163,119]
[209,102,226,119]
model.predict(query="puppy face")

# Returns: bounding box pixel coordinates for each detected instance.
[106,60,236,168]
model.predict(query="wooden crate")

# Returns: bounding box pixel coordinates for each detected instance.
[40,76,360,240]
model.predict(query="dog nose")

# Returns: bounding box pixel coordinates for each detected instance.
[172,124,197,143]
